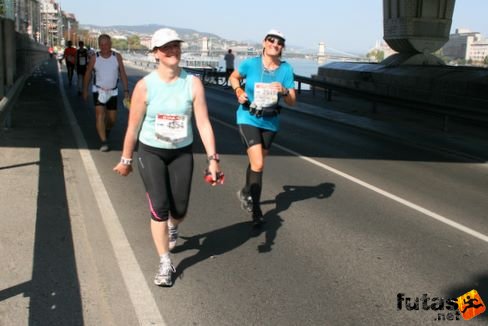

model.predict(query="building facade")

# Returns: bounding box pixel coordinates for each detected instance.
[0,0,78,46]
[442,28,488,63]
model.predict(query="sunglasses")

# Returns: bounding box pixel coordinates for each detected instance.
[156,41,181,52]
[266,37,285,47]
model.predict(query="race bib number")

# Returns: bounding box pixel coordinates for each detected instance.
[97,88,118,104]
[78,57,87,65]
[254,82,278,108]
[155,114,188,143]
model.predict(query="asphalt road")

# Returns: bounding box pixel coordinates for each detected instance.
[7,61,485,326]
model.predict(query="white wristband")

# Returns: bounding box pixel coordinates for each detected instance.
[120,157,132,166]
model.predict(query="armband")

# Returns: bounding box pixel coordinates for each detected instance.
[120,157,132,166]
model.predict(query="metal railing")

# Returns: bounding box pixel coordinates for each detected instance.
[292,73,488,131]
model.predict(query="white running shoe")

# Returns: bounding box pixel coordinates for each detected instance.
[154,260,175,287]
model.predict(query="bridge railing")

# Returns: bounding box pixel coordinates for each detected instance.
[292,73,488,131]
[125,58,488,131]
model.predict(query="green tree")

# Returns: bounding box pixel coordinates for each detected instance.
[367,49,384,62]
[484,55,488,65]
[112,38,128,50]
[128,35,146,50]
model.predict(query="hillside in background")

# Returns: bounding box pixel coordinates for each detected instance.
[80,23,223,40]
[79,23,315,54]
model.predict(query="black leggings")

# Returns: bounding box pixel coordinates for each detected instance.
[137,142,193,222]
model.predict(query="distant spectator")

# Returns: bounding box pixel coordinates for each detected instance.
[224,49,235,86]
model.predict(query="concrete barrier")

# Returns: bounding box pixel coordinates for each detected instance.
[0,16,49,129]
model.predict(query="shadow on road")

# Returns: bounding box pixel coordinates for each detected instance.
[0,60,84,325]
[258,182,335,252]
[173,182,335,281]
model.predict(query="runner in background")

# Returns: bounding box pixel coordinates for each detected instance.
[82,34,130,152]
[63,40,77,86]
[76,41,89,95]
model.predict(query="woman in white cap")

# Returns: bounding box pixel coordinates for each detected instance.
[113,28,223,287]
[229,29,296,226]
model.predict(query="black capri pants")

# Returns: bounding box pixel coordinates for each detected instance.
[137,142,194,221]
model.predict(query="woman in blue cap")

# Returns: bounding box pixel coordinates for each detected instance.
[228,29,296,226]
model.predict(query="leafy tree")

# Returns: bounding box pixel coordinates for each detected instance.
[112,38,128,50]
[128,35,146,50]
[367,49,384,62]
[484,55,488,65]
[111,36,146,51]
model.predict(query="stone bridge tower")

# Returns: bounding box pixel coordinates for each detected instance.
[382,0,456,66]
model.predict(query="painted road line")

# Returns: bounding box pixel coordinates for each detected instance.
[58,64,166,326]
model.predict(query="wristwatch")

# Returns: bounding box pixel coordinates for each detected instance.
[282,88,289,96]
[207,154,220,163]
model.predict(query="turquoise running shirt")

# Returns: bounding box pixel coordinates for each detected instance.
[236,56,294,131]
[139,70,194,149]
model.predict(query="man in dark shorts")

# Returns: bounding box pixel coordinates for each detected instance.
[82,34,130,152]
[76,41,89,95]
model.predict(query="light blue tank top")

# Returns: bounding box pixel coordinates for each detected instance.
[139,70,194,149]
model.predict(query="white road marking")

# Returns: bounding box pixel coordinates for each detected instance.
[212,118,488,244]
[58,65,166,325]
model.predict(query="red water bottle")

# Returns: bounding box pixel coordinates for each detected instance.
[204,169,224,185]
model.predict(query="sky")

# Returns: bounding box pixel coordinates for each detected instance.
[59,0,488,54]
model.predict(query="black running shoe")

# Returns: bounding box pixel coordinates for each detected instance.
[252,209,265,227]
[237,189,253,212]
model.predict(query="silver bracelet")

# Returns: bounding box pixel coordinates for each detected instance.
[120,157,132,166]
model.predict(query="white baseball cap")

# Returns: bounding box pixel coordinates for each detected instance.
[151,28,183,49]
[265,29,286,42]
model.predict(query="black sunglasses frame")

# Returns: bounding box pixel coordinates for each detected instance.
[266,36,285,47]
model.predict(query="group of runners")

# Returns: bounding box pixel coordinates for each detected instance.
[62,28,296,287]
